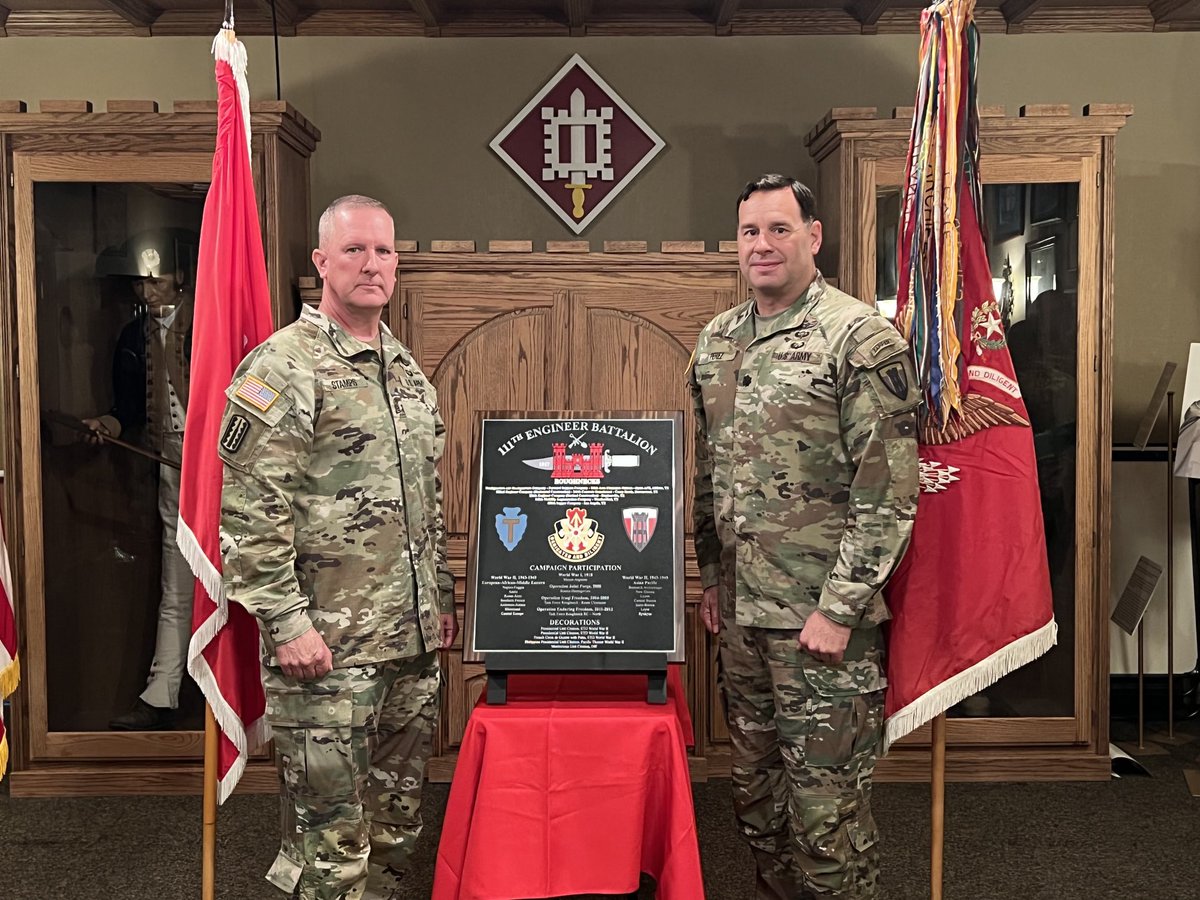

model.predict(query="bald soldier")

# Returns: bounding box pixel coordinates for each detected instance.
[219,195,456,900]
[689,175,919,898]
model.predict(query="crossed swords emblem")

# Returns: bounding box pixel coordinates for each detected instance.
[521,433,640,474]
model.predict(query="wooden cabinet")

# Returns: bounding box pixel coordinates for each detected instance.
[1,100,318,795]
[806,105,1131,780]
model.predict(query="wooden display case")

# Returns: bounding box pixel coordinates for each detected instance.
[0,99,318,796]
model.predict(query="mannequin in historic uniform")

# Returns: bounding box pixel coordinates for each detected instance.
[84,230,196,730]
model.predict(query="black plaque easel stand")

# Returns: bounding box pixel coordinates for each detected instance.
[485,652,670,705]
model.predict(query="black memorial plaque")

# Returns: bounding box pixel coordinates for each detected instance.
[466,412,683,666]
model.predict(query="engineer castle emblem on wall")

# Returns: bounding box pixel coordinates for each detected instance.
[490,54,666,234]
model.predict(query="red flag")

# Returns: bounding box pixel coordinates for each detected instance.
[180,30,276,802]
[884,0,1056,747]
[0,510,18,782]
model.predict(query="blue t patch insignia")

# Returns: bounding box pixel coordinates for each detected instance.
[495,507,527,551]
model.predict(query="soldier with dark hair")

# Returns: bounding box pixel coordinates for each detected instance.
[85,230,197,731]
[689,175,919,898]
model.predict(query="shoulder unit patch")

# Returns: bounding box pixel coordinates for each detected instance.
[221,414,252,453]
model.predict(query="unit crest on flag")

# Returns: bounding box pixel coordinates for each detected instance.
[970,299,1007,353]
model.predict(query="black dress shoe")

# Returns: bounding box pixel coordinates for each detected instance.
[108,699,175,731]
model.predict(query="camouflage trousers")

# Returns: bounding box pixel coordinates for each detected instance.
[262,651,441,900]
[718,620,884,899]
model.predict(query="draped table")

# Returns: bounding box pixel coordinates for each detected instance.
[432,667,704,899]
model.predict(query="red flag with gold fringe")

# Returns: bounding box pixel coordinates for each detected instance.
[883,0,1056,747]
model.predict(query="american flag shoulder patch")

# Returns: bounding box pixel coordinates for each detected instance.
[234,374,280,413]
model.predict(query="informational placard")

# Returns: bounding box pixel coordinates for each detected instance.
[465,411,684,665]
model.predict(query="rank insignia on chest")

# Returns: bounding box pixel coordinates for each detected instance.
[234,374,280,412]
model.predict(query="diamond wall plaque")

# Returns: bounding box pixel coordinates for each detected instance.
[490,54,666,234]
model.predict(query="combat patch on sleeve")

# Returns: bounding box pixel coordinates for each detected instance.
[877,359,910,401]
[863,353,920,416]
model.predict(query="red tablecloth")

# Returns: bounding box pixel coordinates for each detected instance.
[432,668,705,900]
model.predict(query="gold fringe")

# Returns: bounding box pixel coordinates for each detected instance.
[0,655,18,700]
[0,656,12,783]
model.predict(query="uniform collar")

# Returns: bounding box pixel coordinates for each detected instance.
[301,304,401,363]
[724,271,827,343]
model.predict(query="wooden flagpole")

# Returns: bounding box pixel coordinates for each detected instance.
[202,704,219,900]
[200,11,235,900]
[931,712,947,900]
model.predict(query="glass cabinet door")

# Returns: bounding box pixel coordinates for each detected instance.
[14,154,214,761]
[872,160,1099,744]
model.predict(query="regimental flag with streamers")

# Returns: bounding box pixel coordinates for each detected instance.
[0,510,18,782]
[179,25,276,803]
[883,0,1057,748]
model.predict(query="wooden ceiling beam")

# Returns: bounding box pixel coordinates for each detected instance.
[1149,0,1193,24]
[98,0,160,32]
[847,0,892,31]
[410,0,444,34]
[250,0,298,29]
[1000,0,1047,27]
[712,0,741,28]
[564,0,591,36]
[566,0,595,33]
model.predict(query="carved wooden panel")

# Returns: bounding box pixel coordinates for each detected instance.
[567,275,735,532]
[404,282,570,534]
[441,652,488,752]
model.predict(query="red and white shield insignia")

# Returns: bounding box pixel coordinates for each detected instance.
[622,506,658,553]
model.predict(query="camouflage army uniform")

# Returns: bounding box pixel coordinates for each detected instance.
[219,305,453,900]
[689,272,919,899]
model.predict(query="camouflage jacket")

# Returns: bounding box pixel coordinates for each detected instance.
[689,273,919,633]
[219,305,453,666]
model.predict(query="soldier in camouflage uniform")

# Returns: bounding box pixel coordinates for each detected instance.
[219,195,457,900]
[689,176,919,898]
